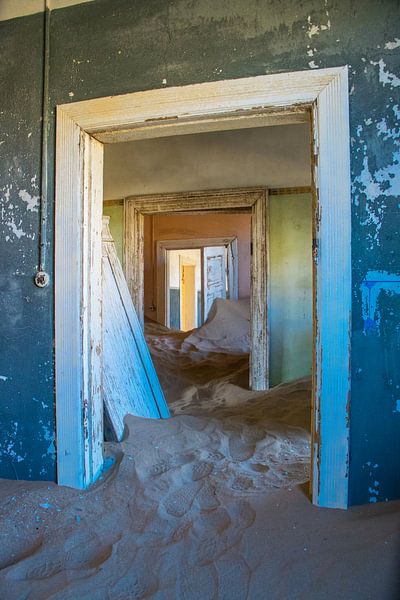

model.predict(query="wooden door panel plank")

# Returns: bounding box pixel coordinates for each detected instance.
[102,217,170,440]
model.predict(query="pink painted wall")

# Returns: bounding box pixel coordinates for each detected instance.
[144,213,251,321]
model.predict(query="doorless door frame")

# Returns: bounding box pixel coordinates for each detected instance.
[155,235,239,327]
[55,67,351,508]
[124,188,267,391]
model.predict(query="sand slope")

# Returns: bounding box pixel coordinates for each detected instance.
[184,298,250,354]
[0,314,398,599]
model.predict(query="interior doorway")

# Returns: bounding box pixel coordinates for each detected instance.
[125,188,268,390]
[55,68,351,508]
[163,238,238,330]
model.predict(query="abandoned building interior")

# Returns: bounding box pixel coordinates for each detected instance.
[1,1,399,598]
[103,124,313,388]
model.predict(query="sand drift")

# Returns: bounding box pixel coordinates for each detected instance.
[0,303,312,599]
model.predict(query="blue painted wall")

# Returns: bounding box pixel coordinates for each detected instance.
[0,13,55,480]
[0,0,399,504]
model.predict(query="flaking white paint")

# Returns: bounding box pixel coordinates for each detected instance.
[371,59,400,88]
[361,271,400,336]
[384,39,400,50]
[18,189,39,212]
[5,218,26,240]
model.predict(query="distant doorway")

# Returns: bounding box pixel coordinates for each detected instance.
[162,238,239,330]
[125,188,266,388]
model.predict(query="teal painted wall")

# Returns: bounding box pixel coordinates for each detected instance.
[1,0,399,505]
[0,13,55,480]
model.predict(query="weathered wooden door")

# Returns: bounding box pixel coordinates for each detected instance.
[102,217,169,440]
[202,246,227,321]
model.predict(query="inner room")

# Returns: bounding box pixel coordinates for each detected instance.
[102,122,313,490]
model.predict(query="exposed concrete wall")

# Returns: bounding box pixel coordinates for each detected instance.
[1,0,399,505]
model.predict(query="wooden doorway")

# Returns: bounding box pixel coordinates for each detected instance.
[124,188,268,391]
[55,68,351,508]
[157,236,239,329]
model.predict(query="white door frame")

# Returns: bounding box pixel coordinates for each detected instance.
[125,189,268,392]
[156,236,239,327]
[55,67,351,508]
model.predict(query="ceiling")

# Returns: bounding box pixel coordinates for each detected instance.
[0,0,95,21]
[104,123,311,200]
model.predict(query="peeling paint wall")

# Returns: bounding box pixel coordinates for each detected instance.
[1,0,399,504]
[0,13,55,480]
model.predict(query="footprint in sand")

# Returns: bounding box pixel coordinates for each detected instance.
[168,516,193,544]
[188,532,225,566]
[163,481,202,517]
[128,498,159,533]
[231,476,254,492]
[206,449,224,462]
[250,463,270,473]
[228,434,256,462]
[177,563,217,600]
[6,555,63,581]
[149,459,171,476]
[194,507,231,536]
[229,499,256,530]
[109,571,155,600]
[216,553,250,600]
[191,461,213,481]
[195,481,220,511]
[63,529,116,569]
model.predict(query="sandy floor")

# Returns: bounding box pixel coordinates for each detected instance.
[0,305,399,599]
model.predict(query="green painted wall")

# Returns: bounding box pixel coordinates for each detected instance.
[270,194,312,385]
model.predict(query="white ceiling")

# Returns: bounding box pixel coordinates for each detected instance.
[104,123,311,200]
